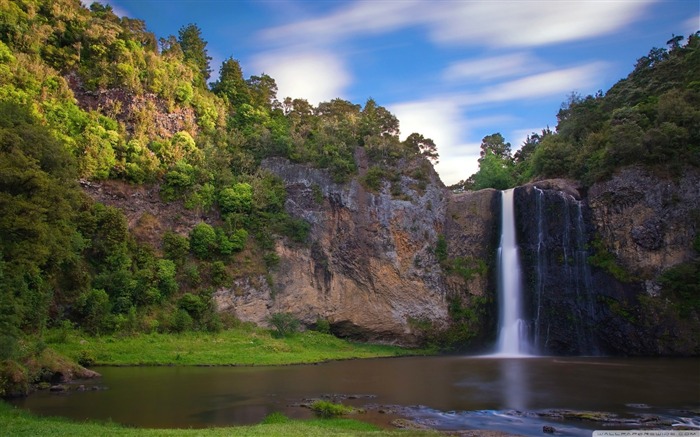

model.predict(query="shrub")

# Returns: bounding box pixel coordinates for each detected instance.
[267,312,300,338]
[314,318,331,335]
[163,231,190,262]
[76,289,111,335]
[310,400,355,418]
[178,293,206,320]
[170,308,194,333]
[77,349,96,367]
[189,223,217,259]
[261,412,291,424]
[219,183,253,215]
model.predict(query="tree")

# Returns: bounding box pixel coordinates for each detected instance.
[211,57,250,108]
[404,132,439,163]
[247,74,279,110]
[479,133,511,161]
[471,149,515,190]
[177,23,211,87]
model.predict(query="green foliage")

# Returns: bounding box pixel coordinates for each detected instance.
[310,400,355,418]
[434,235,448,263]
[361,166,385,191]
[659,260,700,318]
[0,0,447,344]
[178,23,212,87]
[267,312,300,338]
[76,289,111,335]
[219,183,253,214]
[587,238,634,282]
[210,261,229,287]
[443,256,487,282]
[189,223,217,259]
[169,308,194,333]
[178,292,206,320]
[162,231,190,263]
[312,184,324,204]
[313,318,332,335]
[261,412,291,425]
[156,259,178,298]
[458,34,700,188]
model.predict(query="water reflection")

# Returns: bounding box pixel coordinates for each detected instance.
[11,356,700,433]
[500,359,527,410]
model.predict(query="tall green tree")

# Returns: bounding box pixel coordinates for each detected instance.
[211,57,250,108]
[178,23,212,87]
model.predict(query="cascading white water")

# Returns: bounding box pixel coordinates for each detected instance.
[495,189,530,356]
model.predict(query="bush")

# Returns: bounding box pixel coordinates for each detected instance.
[170,309,194,333]
[77,349,96,367]
[310,400,355,418]
[219,183,253,215]
[178,293,206,320]
[189,223,217,259]
[0,360,29,397]
[76,289,111,335]
[210,261,229,287]
[314,318,331,334]
[163,231,190,262]
[267,312,300,338]
[261,412,291,424]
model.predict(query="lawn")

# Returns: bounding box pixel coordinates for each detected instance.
[0,402,439,436]
[46,325,428,366]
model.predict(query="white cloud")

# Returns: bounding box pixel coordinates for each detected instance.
[259,0,655,49]
[462,62,608,106]
[429,1,655,47]
[443,53,541,82]
[436,148,482,186]
[250,50,352,105]
[259,1,421,45]
[389,99,480,185]
[684,15,700,34]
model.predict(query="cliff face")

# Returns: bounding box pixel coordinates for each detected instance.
[213,156,500,345]
[515,167,700,356]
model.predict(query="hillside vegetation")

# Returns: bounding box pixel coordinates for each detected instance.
[457,32,700,190]
[0,0,439,350]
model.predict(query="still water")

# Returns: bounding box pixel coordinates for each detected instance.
[11,356,700,435]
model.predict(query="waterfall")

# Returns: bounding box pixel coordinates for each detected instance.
[495,189,530,356]
[533,187,545,350]
[528,189,599,355]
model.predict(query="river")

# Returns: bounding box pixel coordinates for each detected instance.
[10,356,700,435]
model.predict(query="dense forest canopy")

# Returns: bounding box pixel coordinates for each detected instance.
[454,32,700,191]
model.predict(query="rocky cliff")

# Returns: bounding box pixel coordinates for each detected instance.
[515,167,700,356]
[80,150,698,353]
[213,155,500,346]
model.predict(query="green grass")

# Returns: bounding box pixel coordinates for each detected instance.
[0,401,439,436]
[45,326,428,366]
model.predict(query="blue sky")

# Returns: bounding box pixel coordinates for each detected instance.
[84,0,699,185]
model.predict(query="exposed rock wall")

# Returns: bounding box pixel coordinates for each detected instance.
[515,167,700,356]
[213,156,500,345]
[587,166,700,284]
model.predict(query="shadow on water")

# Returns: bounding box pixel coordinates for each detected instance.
[9,356,700,435]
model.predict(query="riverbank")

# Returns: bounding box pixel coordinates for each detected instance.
[0,401,441,436]
[45,325,430,366]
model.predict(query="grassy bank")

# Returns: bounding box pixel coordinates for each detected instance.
[0,402,438,436]
[45,325,429,366]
